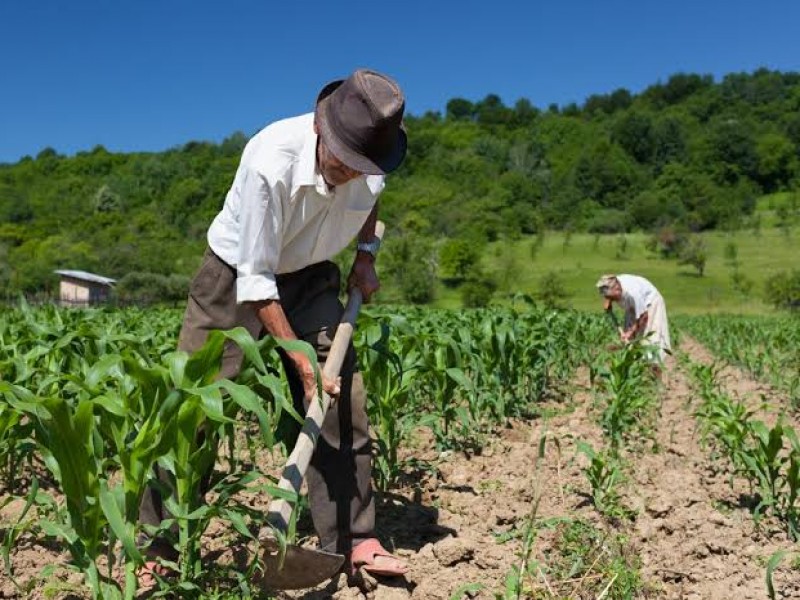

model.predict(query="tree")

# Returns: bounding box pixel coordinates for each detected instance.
[536,271,571,309]
[647,225,688,259]
[756,132,797,191]
[678,236,708,276]
[708,119,758,184]
[382,234,436,304]
[115,272,187,305]
[652,116,687,170]
[438,238,481,284]
[446,98,474,121]
[643,73,713,107]
[0,184,33,223]
[474,94,513,125]
[460,272,496,308]
[573,140,643,209]
[93,184,121,213]
[512,98,538,126]
[764,270,800,310]
[612,111,655,163]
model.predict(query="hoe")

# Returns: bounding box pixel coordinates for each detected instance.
[258,222,385,590]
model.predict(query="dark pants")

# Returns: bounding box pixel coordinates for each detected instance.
[138,248,375,555]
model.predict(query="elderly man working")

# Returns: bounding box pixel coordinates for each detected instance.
[138,68,408,587]
[596,274,671,365]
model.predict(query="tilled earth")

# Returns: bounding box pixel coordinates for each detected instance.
[2,337,799,599]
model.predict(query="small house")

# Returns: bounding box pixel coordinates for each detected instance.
[54,270,116,307]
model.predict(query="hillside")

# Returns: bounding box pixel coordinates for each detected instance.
[1,68,799,307]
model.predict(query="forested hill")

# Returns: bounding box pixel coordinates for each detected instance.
[1,68,799,296]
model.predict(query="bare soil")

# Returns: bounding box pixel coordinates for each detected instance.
[2,337,799,599]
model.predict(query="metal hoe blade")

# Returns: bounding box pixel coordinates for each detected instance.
[259,538,344,590]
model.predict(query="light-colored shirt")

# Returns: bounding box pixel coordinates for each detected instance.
[617,274,660,325]
[207,113,384,303]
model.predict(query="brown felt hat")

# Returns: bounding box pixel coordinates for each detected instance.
[315,69,407,175]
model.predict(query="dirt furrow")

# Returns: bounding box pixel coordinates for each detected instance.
[624,343,800,600]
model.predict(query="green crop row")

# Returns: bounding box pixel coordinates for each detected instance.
[685,358,800,540]
[0,301,611,598]
[677,314,800,407]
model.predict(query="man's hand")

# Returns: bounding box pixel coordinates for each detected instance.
[251,299,341,404]
[347,252,380,302]
[289,351,341,403]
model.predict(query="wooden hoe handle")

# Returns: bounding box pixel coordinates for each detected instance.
[266,221,385,532]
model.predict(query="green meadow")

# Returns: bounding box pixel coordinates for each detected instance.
[430,191,799,314]
[434,225,797,315]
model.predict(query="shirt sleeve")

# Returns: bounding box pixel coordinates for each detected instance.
[235,166,283,303]
[632,290,648,318]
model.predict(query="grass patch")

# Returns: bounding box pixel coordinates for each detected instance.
[430,225,798,314]
[531,518,645,599]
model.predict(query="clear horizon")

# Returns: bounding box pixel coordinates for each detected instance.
[2,0,799,163]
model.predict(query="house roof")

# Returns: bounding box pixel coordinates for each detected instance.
[54,270,116,286]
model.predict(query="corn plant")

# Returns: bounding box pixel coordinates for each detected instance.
[576,441,628,519]
[356,313,421,490]
[416,330,476,449]
[738,421,800,538]
[0,385,34,489]
[592,341,657,453]
[685,353,800,540]
[0,305,300,598]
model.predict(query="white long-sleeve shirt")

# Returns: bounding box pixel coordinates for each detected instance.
[617,274,659,325]
[207,113,384,303]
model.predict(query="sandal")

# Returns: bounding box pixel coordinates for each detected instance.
[136,559,177,592]
[348,538,408,577]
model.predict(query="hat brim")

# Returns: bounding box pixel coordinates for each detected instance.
[314,80,407,176]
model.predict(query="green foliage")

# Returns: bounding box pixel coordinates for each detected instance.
[116,272,190,306]
[535,271,571,309]
[684,352,800,539]
[678,235,708,276]
[504,517,644,598]
[591,341,659,452]
[460,273,496,308]
[2,68,800,298]
[646,224,688,258]
[0,306,293,598]
[576,442,627,518]
[764,270,800,311]
[438,237,481,284]
[381,233,437,304]
[679,315,800,406]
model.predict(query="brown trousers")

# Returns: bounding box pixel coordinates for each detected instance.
[138,248,375,555]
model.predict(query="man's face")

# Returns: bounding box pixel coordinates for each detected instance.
[316,134,362,188]
[607,280,623,301]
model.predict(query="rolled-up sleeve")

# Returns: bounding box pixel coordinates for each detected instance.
[235,166,283,303]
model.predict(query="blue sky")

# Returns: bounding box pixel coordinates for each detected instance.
[1,0,799,163]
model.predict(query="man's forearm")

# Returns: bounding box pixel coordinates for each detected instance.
[249,299,313,368]
[249,299,297,340]
[358,202,379,243]
[249,300,318,375]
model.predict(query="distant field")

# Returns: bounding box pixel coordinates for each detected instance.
[433,224,798,314]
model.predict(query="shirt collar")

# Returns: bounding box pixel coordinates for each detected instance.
[292,122,383,198]
[292,127,318,196]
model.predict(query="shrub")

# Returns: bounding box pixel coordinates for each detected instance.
[764,270,800,311]
[460,273,496,308]
[536,271,572,309]
[587,209,630,234]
